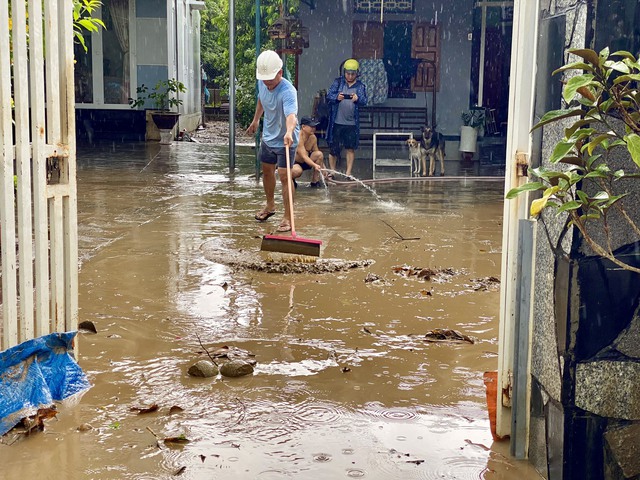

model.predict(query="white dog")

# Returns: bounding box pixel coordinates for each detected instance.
[406,137,427,176]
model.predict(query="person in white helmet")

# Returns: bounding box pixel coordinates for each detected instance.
[326,58,367,179]
[246,50,300,233]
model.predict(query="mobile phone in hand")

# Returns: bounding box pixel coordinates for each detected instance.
[342,93,352,99]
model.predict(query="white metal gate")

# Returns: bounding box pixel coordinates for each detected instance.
[1,0,78,351]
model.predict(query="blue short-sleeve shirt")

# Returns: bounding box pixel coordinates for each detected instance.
[259,78,299,148]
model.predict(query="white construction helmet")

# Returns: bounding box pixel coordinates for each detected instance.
[256,50,283,80]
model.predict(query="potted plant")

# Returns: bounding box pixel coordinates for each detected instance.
[129,78,186,143]
[460,108,485,156]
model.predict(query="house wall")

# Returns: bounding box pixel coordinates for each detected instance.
[136,0,169,90]
[298,1,473,135]
[75,0,202,141]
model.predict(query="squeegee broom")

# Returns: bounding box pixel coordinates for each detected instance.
[260,147,322,257]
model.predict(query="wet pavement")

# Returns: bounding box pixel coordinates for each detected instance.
[0,141,541,479]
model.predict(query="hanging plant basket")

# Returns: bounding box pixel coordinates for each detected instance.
[267,16,309,48]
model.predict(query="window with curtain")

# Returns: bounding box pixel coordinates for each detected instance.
[102,0,130,105]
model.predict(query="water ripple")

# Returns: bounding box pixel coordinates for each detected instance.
[359,402,419,421]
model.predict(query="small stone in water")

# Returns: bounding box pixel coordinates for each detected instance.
[188,360,219,378]
[219,360,254,377]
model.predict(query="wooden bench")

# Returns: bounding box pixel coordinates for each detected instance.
[359,106,427,147]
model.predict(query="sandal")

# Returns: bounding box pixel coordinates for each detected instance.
[276,220,292,233]
[255,209,276,222]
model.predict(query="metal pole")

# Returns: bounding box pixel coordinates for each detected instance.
[511,219,536,459]
[229,0,236,171]
[255,0,261,180]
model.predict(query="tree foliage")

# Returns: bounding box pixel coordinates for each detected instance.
[507,47,640,272]
[73,0,105,52]
[200,0,298,126]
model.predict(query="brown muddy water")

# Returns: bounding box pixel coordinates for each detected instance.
[0,142,542,479]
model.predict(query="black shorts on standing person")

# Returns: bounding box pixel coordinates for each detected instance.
[329,124,358,156]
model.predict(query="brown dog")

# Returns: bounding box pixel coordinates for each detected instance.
[421,126,446,176]
[406,137,426,176]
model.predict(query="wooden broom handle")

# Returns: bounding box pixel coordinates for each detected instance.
[285,145,296,237]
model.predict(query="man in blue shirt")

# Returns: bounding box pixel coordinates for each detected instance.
[246,50,299,233]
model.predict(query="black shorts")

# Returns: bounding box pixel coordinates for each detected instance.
[296,161,313,171]
[259,141,296,168]
[330,124,357,156]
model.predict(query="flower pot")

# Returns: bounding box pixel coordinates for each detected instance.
[459,125,478,153]
[150,112,180,145]
[151,111,180,130]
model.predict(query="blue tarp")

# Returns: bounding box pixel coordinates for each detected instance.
[0,332,91,435]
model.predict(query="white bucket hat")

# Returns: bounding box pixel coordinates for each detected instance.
[256,50,283,80]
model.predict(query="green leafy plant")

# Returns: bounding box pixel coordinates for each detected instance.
[128,79,187,111]
[506,47,640,272]
[461,109,485,129]
[73,0,105,53]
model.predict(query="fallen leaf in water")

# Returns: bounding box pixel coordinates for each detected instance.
[424,328,474,344]
[464,439,491,451]
[164,435,191,445]
[169,405,184,415]
[212,346,230,357]
[341,367,351,373]
[221,282,228,291]
[173,466,187,475]
[199,455,206,463]
[17,407,58,435]
[131,404,159,414]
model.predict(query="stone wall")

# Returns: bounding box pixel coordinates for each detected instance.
[528,1,640,479]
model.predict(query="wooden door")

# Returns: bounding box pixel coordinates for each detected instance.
[352,21,384,60]
[411,23,440,92]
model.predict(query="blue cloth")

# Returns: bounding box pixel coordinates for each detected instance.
[258,78,299,149]
[326,76,368,149]
[0,332,90,435]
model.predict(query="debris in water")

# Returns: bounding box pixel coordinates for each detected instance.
[392,265,458,282]
[78,320,98,333]
[467,276,501,291]
[423,328,474,344]
[164,434,191,446]
[130,403,159,414]
[201,243,374,274]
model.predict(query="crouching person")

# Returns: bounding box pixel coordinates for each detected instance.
[292,116,326,188]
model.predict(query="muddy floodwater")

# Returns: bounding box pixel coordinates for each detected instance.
[0,141,542,479]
